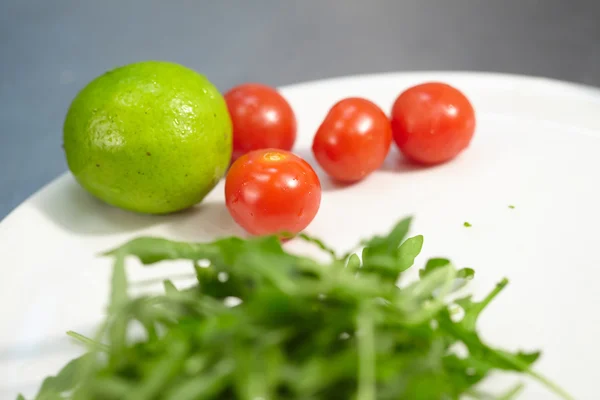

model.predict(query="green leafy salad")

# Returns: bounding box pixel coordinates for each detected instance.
[24,218,571,400]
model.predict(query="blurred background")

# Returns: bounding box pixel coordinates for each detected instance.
[1,0,599,218]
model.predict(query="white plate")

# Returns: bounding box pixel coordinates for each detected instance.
[2,72,600,399]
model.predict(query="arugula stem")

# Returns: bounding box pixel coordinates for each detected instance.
[527,370,574,400]
[480,278,508,308]
[66,331,109,352]
[494,344,573,400]
[464,382,524,400]
[498,382,525,400]
[356,304,375,400]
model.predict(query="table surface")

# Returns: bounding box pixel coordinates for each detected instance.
[1,0,599,219]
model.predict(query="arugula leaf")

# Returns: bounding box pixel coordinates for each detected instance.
[361,217,411,262]
[163,280,179,296]
[398,263,458,325]
[359,220,422,283]
[164,359,235,400]
[456,278,508,331]
[457,267,475,280]
[419,257,451,278]
[346,253,361,272]
[34,354,92,399]
[437,278,573,400]
[396,234,424,272]
[25,216,572,400]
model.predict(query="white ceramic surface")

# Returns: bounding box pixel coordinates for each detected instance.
[2,72,600,399]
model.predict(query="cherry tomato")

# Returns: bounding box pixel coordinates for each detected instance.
[390,82,476,165]
[225,149,321,236]
[224,83,297,161]
[311,97,392,182]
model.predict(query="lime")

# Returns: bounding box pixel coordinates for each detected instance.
[63,61,232,214]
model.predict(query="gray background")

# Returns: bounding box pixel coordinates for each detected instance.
[1,0,599,219]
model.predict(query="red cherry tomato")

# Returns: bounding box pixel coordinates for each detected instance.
[224,83,297,161]
[311,97,392,182]
[390,82,476,165]
[225,149,321,236]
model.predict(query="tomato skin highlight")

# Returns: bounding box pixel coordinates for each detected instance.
[224,83,297,161]
[225,149,321,236]
[390,82,476,165]
[311,97,392,182]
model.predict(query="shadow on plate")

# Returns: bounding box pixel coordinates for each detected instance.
[292,148,353,192]
[293,147,428,189]
[30,151,427,238]
[31,175,245,239]
[162,201,246,242]
[379,148,430,173]
[31,176,163,235]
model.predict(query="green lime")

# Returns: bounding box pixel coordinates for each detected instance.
[63,61,232,214]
